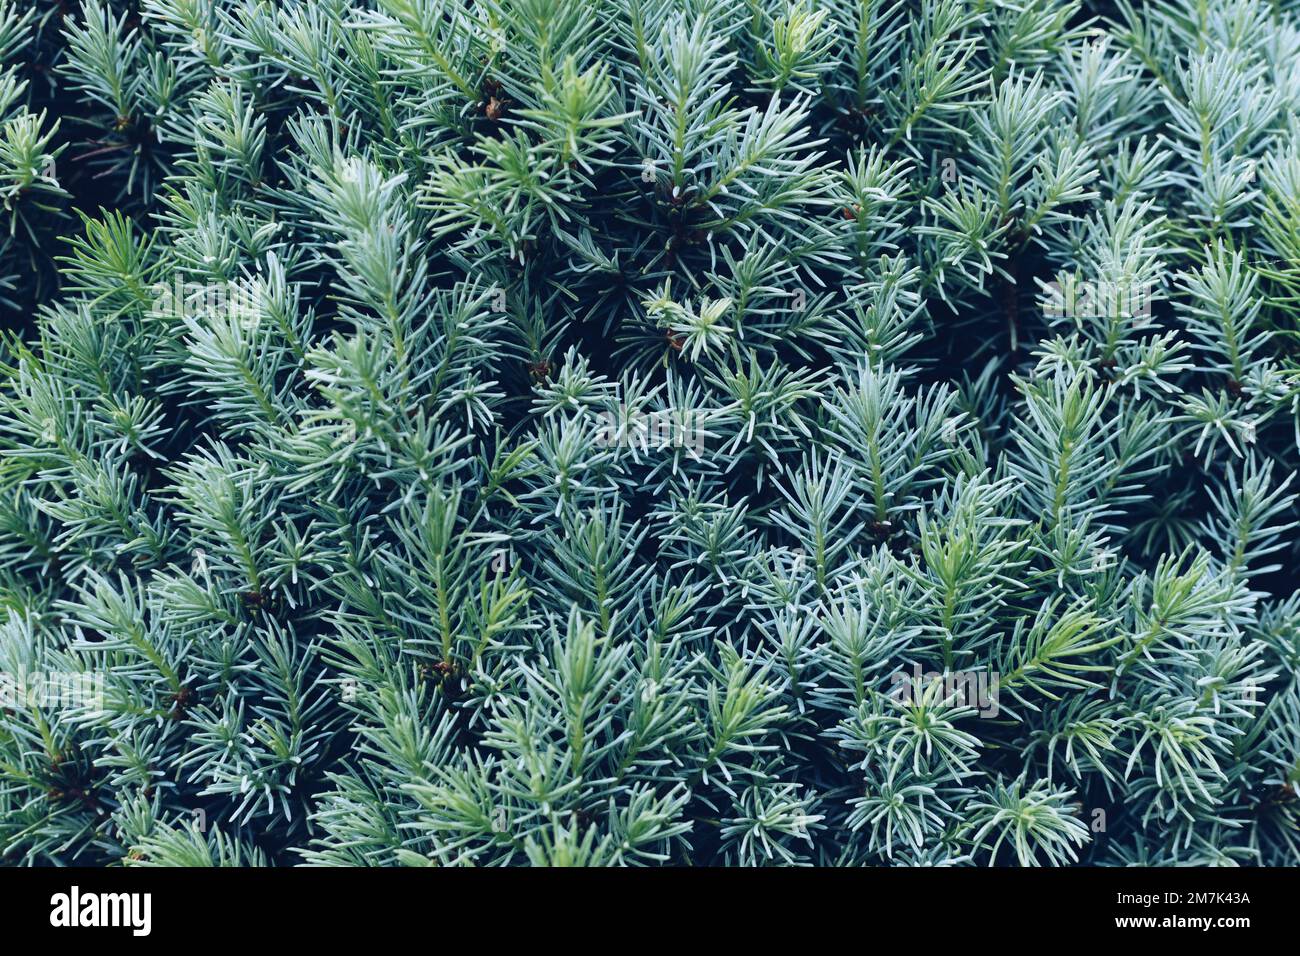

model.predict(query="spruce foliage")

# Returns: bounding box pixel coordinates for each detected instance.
[2,0,1300,867]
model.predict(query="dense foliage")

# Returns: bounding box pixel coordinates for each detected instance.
[2,0,1300,866]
